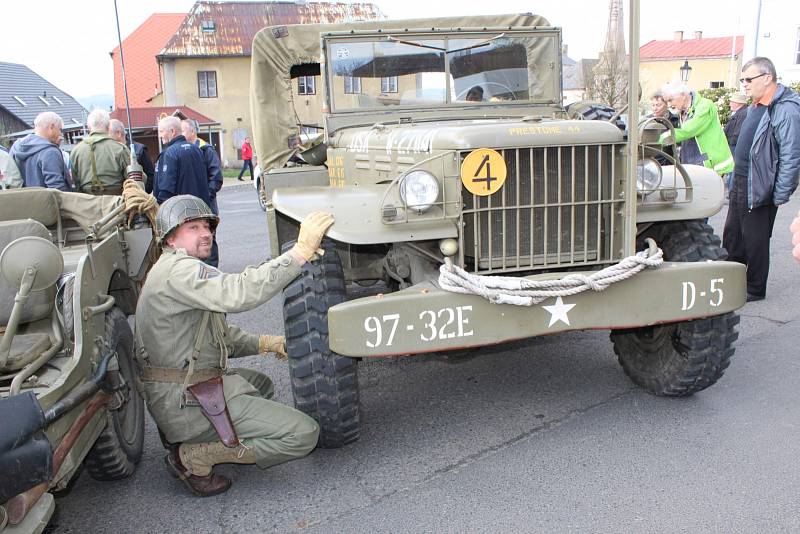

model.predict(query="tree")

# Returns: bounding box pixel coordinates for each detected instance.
[585,51,628,109]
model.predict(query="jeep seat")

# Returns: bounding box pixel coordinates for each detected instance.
[0,219,57,372]
[0,188,62,245]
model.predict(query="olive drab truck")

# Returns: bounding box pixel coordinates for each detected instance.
[0,188,153,533]
[249,12,746,448]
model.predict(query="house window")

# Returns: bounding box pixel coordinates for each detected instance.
[298,76,316,95]
[709,81,724,89]
[198,71,217,98]
[201,20,215,32]
[344,76,361,94]
[381,76,398,93]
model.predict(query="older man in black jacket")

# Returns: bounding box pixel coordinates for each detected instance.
[723,57,800,302]
[153,116,211,208]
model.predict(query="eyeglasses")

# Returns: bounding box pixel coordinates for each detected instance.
[739,73,768,84]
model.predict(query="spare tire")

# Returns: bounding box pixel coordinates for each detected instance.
[566,101,627,131]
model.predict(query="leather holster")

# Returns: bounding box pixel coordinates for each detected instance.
[186,376,239,447]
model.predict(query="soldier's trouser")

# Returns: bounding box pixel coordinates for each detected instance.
[188,368,319,469]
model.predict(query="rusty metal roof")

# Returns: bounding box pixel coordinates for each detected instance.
[159,1,384,58]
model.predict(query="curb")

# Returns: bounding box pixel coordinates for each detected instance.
[220,182,254,193]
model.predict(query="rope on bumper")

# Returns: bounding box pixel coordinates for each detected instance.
[438,238,664,306]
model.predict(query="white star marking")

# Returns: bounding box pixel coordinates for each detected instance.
[542,296,576,327]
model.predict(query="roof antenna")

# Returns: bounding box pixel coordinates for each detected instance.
[113,0,144,183]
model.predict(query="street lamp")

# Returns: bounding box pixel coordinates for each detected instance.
[679,59,692,83]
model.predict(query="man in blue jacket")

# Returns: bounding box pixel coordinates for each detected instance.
[181,119,224,267]
[723,57,800,302]
[153,116,210,207]
[8,112,72,191]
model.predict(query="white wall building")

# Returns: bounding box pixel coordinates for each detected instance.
[745,0,800,83]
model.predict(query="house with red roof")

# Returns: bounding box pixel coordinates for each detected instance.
[639,31,744,99]
[110,13,187,109]
[151,1,383,165]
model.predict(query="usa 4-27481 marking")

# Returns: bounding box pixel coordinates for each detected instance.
[364,306,474,348]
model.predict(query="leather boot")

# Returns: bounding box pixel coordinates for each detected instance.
[164,448,231,497]
[180,440,256,475]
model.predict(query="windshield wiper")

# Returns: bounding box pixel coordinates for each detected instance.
[447,33,506,54]
[385,35,445,51]
[386,33,507,54]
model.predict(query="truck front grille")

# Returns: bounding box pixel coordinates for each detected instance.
[460,144,625,274]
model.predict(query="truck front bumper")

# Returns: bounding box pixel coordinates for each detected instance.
[328,261,746,357]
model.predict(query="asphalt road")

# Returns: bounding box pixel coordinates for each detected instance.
[52,185,800,533]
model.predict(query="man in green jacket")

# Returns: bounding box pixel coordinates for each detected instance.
[70,109,128,195]
[135,195,333,497]
[659,82,734,176]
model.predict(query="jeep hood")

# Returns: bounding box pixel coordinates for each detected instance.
[250,14,549,173]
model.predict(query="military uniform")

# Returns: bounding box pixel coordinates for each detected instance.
[134,247,319,468]
[70,132,129,195]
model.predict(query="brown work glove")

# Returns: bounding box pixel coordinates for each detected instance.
[291,211,334,262]
[259,335,287,360]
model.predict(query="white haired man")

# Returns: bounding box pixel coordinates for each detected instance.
[8,111,71,191]
[109,118,155,192]
[659,82,733,176]
[70,109,128,195]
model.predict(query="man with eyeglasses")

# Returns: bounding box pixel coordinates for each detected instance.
[723,56,800,302]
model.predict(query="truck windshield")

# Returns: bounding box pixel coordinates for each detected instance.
[327,32,560,112]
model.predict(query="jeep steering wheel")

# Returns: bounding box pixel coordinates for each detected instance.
[456,82,518,101]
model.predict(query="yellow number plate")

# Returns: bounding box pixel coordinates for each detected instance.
[460,149,507,196]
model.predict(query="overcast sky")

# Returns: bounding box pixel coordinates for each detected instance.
[0,0,751,99]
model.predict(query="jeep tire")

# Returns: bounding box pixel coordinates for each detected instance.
[84,307,145,480]
[610,220,740,396]
[282,242,360,448]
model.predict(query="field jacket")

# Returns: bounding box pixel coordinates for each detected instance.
[134,247,301,443]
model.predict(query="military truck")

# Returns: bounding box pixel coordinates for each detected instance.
[249,14,746,448]
[0,188,152,532]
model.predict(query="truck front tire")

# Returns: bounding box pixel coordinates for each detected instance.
[611,221,740,396]
[282,243,360,448]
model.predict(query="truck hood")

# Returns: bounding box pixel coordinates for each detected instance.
[331,118,624,154]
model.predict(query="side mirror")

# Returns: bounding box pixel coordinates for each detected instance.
[0,237,63,369]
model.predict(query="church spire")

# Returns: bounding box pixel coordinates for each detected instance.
[604,0,627,58]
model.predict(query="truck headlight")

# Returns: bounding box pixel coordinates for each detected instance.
[636,158,662,193]
[399,170,439,212]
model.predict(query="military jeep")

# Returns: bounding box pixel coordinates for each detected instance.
[250,14,746,448]
[0,188,152,532]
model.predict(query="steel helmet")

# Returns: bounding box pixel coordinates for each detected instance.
[155,195,219,244]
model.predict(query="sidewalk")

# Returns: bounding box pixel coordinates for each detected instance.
[220,174,255,190]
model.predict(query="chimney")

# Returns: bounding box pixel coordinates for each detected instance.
[562,44,568,56]
[694,31,702,39]
[674,31,683,42]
